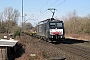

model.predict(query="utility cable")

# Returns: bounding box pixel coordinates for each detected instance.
[55,0,67,8]
[40,0,58,15]
[78,7,90,13]
[41,0,58,14]
[40,0,51,14]
[49,0,58,7]
[41,0,67,16]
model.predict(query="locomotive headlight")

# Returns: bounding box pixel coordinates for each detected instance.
[61,36,62,38]
[50,29,54,35]
[50,32,52,35]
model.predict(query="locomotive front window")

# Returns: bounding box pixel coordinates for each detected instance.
[49,23,56,29]
[50,23,55,25]
[57,23,62,27]
[49,22,63,29]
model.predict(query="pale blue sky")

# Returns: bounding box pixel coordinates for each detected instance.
[0,0,90,26]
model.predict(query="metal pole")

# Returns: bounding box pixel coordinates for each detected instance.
[24,13,27,30]
[22,0,23,29]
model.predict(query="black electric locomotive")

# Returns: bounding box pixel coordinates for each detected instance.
[36,18,65,42]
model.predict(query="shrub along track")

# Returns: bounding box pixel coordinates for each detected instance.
[20,33,90,60]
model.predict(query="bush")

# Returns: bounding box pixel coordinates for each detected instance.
[0,27,6,33]
[13,30,20,38]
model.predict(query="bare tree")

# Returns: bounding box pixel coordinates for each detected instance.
[0,12,3,27]
[64,10,90,34]
[0,7,20,33]
[3,7,20,23]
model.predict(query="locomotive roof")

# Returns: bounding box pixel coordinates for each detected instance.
[47,18,63,22]
[38,18,63,25]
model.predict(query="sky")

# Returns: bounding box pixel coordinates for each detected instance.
[0,0,90,26]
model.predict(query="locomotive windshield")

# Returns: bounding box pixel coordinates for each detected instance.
[57,23,63,28]
[49,22,63,29]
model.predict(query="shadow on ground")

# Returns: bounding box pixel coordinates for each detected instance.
[7,42,25,60]
[51,38,89,44]
[62,38,89,44]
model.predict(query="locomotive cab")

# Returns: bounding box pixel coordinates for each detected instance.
[48,18,65,41]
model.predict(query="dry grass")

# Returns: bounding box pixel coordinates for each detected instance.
[65,33,90,41]
[15,36,46,60]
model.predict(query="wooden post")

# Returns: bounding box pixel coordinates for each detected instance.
[0,47,8,60]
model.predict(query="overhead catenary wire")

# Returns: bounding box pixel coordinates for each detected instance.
[36,0,67,20]
[49,0,59,7]
[34,0,51,16]
[39,0,59,16]
[77,4,90,14]
[40,0,59,15]
[38,0,90,21]
[41,0,66,18]
[26,0,51,21]
[42,0,67,14]
[78,7,90,13]
[55,0,67,8]
[40,0,51,14]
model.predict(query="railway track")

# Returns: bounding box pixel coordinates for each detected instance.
[23,33,90,60]
[54,44,90,60]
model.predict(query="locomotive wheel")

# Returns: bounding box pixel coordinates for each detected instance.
[46,38,51,42]
[42,37,46,41]
[46,38,49,42]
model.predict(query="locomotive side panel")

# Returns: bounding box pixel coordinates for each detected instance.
[37,23,47,37]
